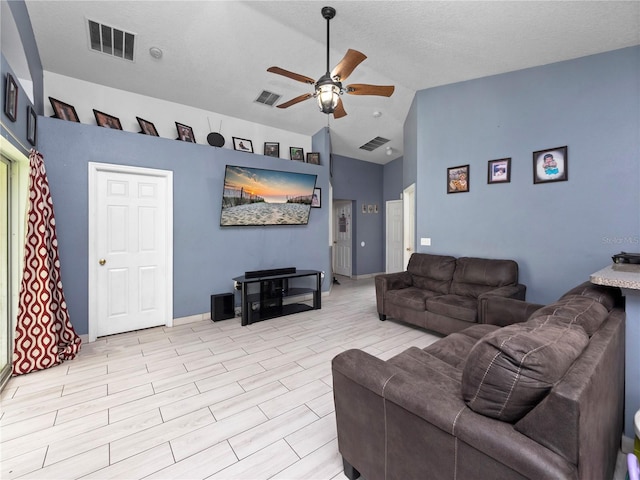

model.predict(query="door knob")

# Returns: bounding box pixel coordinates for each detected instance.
[99,259,106,266]
[406,248,411,251]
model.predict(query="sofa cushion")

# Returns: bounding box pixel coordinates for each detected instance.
[461,319,589,422]
[386,287,440,312]
[407,254,456,295]
[423,324,499,369]
[426,295,478,323]
[528,295,609,336]
[450,257,518,298]
[559,281,621,311]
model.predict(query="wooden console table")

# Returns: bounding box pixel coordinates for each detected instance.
[233,270,321,326]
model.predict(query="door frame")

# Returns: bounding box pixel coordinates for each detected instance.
[332,199,353,278]
[88,162,173,342]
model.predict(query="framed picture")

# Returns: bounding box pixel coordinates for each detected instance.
[49,97,80,122]
[447,164,470,193]
[290,147,304,161]
[233,137,253,153]
[311,187,321,208]
[176,122,196,143]
[488,158,511,184]
[4,73,18,122]
[368,204,374,213]
[137,116,159,136]
[533,146,568,184]
[27,105,37,146]
[93,109,122,130]
[306,152,320,165]
[263,142,279,157]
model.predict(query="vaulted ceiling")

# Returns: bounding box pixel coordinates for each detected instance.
[24,1,640,164]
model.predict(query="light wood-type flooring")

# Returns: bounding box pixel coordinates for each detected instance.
[0,276,630,479]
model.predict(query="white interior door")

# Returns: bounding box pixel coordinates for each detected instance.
[89,163,173,341]
[403,184,416,268]
[333,201,352,277]
[386,200,403,273]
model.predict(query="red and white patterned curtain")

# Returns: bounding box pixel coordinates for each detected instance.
[12,150,81,375]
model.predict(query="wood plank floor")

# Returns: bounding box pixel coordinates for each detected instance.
[0,276,629,479]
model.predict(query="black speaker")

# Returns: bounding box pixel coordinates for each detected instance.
[211,293,234,321]
[207,132,225,147]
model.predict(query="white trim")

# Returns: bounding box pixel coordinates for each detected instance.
[88,162,173,342]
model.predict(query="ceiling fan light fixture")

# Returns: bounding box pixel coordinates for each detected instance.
[316,75,340,114]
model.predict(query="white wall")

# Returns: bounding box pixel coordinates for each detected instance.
[43,72,312,158]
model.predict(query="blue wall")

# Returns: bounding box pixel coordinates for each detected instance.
[38,117,331,335]
[408,46,640,303]
[332,154,385,276]
[383,156,403,203]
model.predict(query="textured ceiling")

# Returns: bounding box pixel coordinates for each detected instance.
[24,1,640,164]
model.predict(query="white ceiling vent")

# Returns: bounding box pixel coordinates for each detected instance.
[88,19,135,61]
[255,90,281,107]
[359,136,390,151]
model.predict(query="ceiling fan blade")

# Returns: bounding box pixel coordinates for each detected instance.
[267,67,315,85]
[276,93,313,109]
[331,49,367,82]
[346,84,395,97]
[333,98,347,119]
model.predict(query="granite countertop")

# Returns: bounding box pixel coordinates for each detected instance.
[590,264,640,290]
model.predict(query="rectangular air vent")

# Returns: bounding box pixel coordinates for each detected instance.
[255,90,281,107]
[359,136,390,151]
[88,19,135,61]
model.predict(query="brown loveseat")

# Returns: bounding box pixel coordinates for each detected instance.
[375,253,526,335]
[333,281,624,480]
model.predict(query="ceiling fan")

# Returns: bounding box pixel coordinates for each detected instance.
[267,6,395,119]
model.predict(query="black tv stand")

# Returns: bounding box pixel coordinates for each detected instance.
[233,270,321,326]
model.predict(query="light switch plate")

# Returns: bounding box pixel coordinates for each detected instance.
[420,237,431,246]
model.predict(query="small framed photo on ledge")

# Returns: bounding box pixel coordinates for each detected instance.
[447,164,469,193]
[93,109,122,130]
[290,147,304,161]
[176,122,196,143]
[49,97,79,122]
[264,142,279,157]
[137,117,159,136]
[488,158,511,184]
[233,137,253,153]
[306,152,320,165]
[533,146,568,184]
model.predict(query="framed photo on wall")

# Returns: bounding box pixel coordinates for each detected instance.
[233,137,253,152]
[311,188,321,208]
[93,109,122,130]
[27,105,37,146]
[4,73,18,122]
[49,97,80,122]
[264,142,279,157]
[447,164,469,193]
[533,146,568,184]
[137,117,159,136]
[488,158,511,184]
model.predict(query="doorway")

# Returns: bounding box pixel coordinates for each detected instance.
[88,163,173,342]
[333,200,352,278]
[403,183,416,268]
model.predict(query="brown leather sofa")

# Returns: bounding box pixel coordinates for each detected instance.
[375,253,526,335]
[333,281,624,480]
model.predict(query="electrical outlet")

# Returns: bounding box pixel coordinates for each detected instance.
[420,237,431,246]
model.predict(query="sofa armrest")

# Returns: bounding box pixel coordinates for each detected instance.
[479,294,544,327]
[333,348,575,480]
[374,271,412,317]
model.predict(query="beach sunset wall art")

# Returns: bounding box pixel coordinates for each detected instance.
[220,165,318,226]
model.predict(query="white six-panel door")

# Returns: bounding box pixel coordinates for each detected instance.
[333,201,352,278]
[386,199,404,273]
[88,163,173,341]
